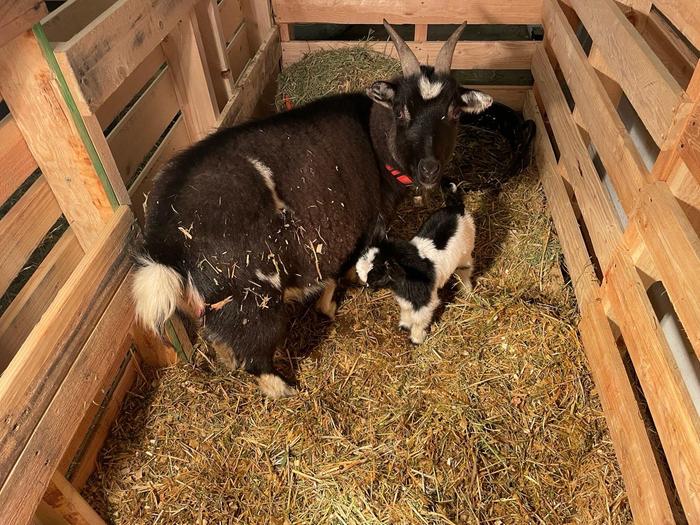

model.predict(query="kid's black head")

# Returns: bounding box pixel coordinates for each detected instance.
[356,216,404,288]
[367,21,493,189]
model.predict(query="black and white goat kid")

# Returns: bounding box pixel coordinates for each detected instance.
[356,186,476,345]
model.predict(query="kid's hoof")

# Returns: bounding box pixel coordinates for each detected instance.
[258,374,297,399]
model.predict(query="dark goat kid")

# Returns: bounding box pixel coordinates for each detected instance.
[356,186,476,345]
[132,21,492,398]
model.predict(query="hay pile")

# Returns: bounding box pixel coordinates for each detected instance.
[83,48,630,524]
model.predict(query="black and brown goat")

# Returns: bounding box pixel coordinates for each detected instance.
[132,21,493,397]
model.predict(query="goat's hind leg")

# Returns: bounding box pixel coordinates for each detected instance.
[408,294,440,345]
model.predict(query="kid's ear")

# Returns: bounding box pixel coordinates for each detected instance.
[458,87,493,114]
[367,81,396,108]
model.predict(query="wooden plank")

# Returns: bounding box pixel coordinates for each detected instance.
[0,176,62,298]
[226,22,252,82]
[667,159,700,233]
[0,30,117,250]
[271,0,543,24]
[571,0,691,146]
[532,48,623,271]
[636,182,700,356]
[106,67,179,186]
[162,10,219,141]
[654,0,700,52]
[0,229,84,372]
[129,115,190,224]
[195,0,235,109]
[0,114,36,205]
[605,248,700,522]
[281,40,538,70]
[94,46,166,129]
[220,26,281,127]
[69,352,138,490]
[0,207,134,517]
[0,270,135,525]
[279,23,293,42]
[41,0,117,44]
[523,92,599,306]
[543,0,652,215]
[54,0,201,114]
[219,0,244,44]
[0,0,46,47]
[414,24,427,43]
[578,301,676,525]
[43,473,106,525]
[638,8,698,89]
[240,0,273,52]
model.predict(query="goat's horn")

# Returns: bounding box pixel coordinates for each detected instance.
[383,19,421,77]
[434,22,466,75]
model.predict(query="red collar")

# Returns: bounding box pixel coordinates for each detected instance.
[385,164,413,186]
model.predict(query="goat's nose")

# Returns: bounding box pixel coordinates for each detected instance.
[418,158,440,183]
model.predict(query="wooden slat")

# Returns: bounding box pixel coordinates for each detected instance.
[106,67,179,186]
[0,114,36,205]
[281,40,538,70]
[0,0,46,47]
[129,115,190,224]
[638,8,698,89]
[654,0,700,52]
[605,248,700,522]
[0,269,135,525]
[571,0,691,146]
[270,0,543,24]
[240,0,273,52]
[532,48,623,270]
[195,0,235,109]
[636,182,700,356]
[220,26,281,127]
[43,472,106,525]
[70,354,138,489]
[219,0,244,43]
[578,301,676,525]
[667,159,700,233]
[94,46,166,129]
[279,23,293,42]
[543,0,651,214]
[0,30,117,249]
[0,176,62,298]
[414,24,427,42]
[162,10,219,141]
[226,22,251,82]
[54,0,201,114]
[523,92,598,306]
[0,207,134,523]
[0,229,84,371]
[41,0,117,44]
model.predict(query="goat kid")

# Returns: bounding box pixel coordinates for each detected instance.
[356,186,475,344]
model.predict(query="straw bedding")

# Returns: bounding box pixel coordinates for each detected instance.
[83,47,630,524]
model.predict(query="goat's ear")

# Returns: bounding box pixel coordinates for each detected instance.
[458,87,493,115]
[367,81,396,108]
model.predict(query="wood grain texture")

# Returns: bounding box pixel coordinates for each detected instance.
[0,207,134,525]
[0,31,116,249]
[0,114,36,205]
[543,0,652,215]
[281,40,538,70]
[43,472,106,525]
[240,0,273,52]
[195,0,235,109]
[0,0,46,47]
[270,0,543,24]
[605,247,700,522]
[532,48,623,271]
[55,0,200,114]
[219,0,244,44]
[0,228,83,372]
[106,67,179,186]
[41,0,117,44]
[571,0,690,146]
[226,22,252,82]
[654,0,700,52]
[0,176,62,298]
[162,10,219,141]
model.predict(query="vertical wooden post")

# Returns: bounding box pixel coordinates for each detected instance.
[414,24,428,42]
[279,23,294,41]
[163,10,219,141]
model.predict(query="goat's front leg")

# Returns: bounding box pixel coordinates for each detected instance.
[394,295,413,331]
[315,279,337,320]
[408,294,440,345]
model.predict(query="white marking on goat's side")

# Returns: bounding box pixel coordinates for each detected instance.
[255,269,282,290]
[258,374,296,399]
[248,157,287,211]
[355,247,379,283]
[418,75,444,100]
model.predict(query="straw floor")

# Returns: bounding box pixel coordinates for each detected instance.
[82,47,630,525]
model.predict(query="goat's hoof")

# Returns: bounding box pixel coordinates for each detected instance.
[410,332,427,345]
[317,300,337,320]
[258,374,297,399]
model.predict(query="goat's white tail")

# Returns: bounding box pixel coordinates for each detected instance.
[132,256,184,334]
